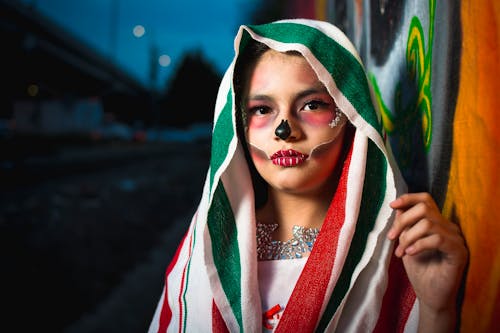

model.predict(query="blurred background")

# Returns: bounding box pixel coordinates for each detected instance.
[1,0,499,332]
[0,0,277,331]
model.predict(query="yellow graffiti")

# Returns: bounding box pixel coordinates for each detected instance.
[372,0,435,152]
[370,73,395,133]
[418,68,432,146]
[406,4,434,150]
[407,23,426,79]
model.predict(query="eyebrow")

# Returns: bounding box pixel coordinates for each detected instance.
[246,83,329,103]
[295,85,330,100]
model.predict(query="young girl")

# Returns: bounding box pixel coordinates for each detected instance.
[149,19,467,333]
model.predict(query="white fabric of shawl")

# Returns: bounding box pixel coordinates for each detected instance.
[149,18,417,333]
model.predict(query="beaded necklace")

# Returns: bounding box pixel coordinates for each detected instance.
[256,223,320,260]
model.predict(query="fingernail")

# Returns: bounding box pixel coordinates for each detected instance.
[405,246,415,254]
[387,229,395,240]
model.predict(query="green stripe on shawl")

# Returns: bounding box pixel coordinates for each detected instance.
[181,224,197,331]
[207,183,243,331]
[245,22,382,135]
[317,140,387,331]
[209,90,234,193]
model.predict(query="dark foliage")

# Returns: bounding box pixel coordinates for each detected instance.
[158,51,222,128]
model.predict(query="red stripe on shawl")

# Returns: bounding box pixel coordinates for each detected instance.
[177,230,195,332]
[212,299,230,333]
[373,251,416,333]
[158,230,189,332]
[275,140,353,332]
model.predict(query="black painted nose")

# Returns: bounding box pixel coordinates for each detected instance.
[275,119,291,140]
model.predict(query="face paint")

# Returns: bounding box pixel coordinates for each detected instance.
[247,120,346,167]
[246,104,339,130]
[244,49,349,188]
[270,149,308,167]
[247,114,271,129]
[298,110,336,127]
[275,119,291,140]
[308,126,345,157]
[248,142,268,163]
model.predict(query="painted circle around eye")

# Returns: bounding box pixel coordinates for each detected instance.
[247,109,275,129]
[299,109,335,127]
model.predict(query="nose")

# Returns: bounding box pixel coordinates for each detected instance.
[274,118,301,141]
[275,119,291,140]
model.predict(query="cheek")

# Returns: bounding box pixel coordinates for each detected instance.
[247,115,273,130]
[250,149,267,164]
[246,116,274,148]
[249,145,268,165]
[300,112,334,127]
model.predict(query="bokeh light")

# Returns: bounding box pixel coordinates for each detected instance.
[158,54,171,67]
[27,84,39,97]
[132,24,145,38]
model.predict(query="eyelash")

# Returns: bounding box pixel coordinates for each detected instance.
[247,105,272,116]
[246,99,331,116]
[303,100,330,111]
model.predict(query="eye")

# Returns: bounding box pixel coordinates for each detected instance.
[303,100,330,111]
[248,105,272,116]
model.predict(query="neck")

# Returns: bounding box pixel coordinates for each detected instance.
[255,125,352,242]
[257,186,334,241]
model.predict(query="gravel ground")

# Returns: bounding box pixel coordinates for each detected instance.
[0,141,210,332]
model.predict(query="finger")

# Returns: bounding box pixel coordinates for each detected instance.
[390,192,436,210]
[402,232,445,256]
[387,201,432,240]
[395,218,435,257]
[397,214,467,256]
[403,228,466,261]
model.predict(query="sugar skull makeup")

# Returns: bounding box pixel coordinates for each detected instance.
[243,50,347,164]
[241,48,348,195]
[275,119,291,140]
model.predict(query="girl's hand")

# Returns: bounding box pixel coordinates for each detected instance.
[388,193,468,331]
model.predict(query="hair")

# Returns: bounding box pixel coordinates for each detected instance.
[233,40,270,126]
[232,38,355,208]
[234,41,302,126]
[233,39,271,208]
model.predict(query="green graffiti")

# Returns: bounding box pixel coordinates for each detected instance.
[370,73,394,134]
[370,0,435,159]
[407,2,434,150]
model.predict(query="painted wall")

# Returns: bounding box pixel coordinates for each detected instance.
[289,0,500,331]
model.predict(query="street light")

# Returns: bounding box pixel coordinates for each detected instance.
[159,54,171,67]
[132,24,170,89]
[133,24,145,38]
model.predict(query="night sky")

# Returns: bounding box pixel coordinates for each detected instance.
[19,0,260,89]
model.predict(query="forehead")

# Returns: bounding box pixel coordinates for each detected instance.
[248,49,321,93]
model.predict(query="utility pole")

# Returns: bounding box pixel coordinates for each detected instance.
[110,0,119,59]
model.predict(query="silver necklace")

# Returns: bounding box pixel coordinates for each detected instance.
[256,223,320,260]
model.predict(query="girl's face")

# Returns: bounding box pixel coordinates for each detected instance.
[243,49,347,196]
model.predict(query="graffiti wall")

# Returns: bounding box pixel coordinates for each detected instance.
[289,0,500,331]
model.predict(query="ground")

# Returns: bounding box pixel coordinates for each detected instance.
[0,140,210,332]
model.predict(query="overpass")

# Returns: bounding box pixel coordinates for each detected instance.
[0,0,153,124]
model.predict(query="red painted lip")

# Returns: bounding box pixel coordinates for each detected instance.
[270,149,309,167]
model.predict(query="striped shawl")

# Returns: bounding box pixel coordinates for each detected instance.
[149,19,417,333]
